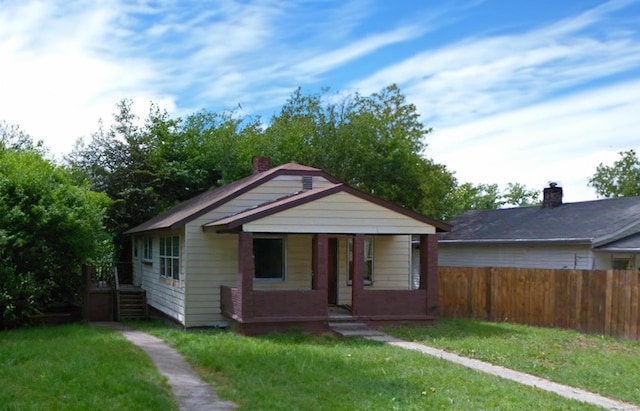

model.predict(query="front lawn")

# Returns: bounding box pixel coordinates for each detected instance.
[0,324,177,411]
[384,318,640,406]
[4,320,634,410]
[132,322,601,410]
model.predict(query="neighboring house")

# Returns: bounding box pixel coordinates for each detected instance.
[125,157,450,333]
[439,183,640,270]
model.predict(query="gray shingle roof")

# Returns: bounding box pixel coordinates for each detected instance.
[440,196,640,248]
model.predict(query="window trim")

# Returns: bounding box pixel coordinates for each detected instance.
[612,255,634,270]
[142,237,153,263]
[347,235,373,286]
[253,235,287,282]
[159,235,180,281]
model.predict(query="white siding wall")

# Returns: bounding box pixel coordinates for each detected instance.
[337,237,351,306]
[140,229,186,324]
[132,237,141,286]
[245,191,437,234]
[336,235,412,305]
[592,251,640,269]
[371,235,412,289]
[254,235,312,290]
[438,243,595,269]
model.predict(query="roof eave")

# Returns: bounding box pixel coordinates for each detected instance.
[203,184,450,234]
[125,166,340,235]
[439,238,593,245]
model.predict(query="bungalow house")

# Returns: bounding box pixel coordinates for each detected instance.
[125,157,450,334]
[439,183,640,270]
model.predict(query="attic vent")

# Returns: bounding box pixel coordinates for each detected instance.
[302,175,313,190]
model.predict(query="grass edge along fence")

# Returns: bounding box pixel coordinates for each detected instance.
[438,267,640,341]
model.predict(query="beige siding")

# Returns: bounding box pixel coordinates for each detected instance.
[244,191,437,234]
[370,235,412,289]
[183,225,237,327]
[139,229,186,325]
[335,237,350,306]
[222,174,335,211]
[254,235,312,290]
[438,243,596,270]
[336,235,412,305]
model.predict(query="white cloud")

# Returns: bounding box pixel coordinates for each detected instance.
[0,1,177,156]
[353,1,640,128]
[344,0,639,203]
[429,80,640,202]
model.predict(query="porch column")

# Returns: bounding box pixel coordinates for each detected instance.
[419,234,439,316]
[351,234,365,316]
[237,231,254,320]
[312,234,328,293]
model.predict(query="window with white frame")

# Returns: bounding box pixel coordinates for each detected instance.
[143,237,152,262]
[348,235,373,285]
[160,236,180,280]
[253,236,286,280]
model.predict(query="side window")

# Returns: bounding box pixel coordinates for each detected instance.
[253,236,286,281]
[347,235,373,285]
[160,236,180,280]
[143,237,152,262]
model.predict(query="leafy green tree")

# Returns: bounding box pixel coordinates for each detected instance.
[67,100,263,258]
[70,85,457,250]
[0,148,111,327]
[444,183,501,219]
[262,85,456,217]
[588,149,640,197]
[443,181,540,220]
[0,120,42,152]
[502,182,539,207]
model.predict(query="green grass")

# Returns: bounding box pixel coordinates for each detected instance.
[384,318,640,406]
[131,321,602,410]
[0,324,177,411]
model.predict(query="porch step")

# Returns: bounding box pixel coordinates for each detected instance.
[329,322,387,338]
[117,289,148,320]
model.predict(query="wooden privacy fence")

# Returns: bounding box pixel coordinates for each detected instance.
[438,267,640,340]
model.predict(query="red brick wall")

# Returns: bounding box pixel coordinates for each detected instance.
[357,289,428,317]
[252,290,326,318]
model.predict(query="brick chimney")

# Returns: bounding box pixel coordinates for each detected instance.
[252,156,270,174]
[542,182,563,208]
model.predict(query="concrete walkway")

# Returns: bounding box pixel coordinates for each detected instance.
[92,322,235,411]
[94,321,638,411]
[367,334,639,411]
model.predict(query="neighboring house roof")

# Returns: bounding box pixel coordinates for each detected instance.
[125,163,338,234]
[126,162,450,234]
[440,195,640,249]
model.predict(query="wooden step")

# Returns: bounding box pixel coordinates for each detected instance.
[116,289,148,320]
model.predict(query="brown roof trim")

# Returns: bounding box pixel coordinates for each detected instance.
[340,185,451,232]
[203,185,344,232]
[125,165,339,234]
[174,169,341,229]
[203,184,451,233]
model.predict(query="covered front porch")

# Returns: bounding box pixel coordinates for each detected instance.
[220,232,440,335]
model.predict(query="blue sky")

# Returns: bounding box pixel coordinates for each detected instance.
[1,0,639,203]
